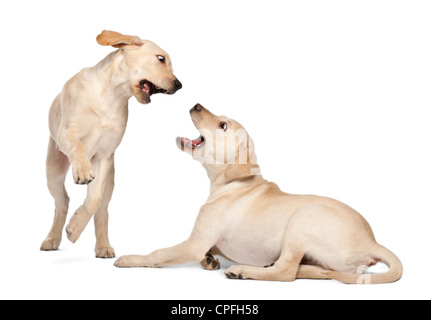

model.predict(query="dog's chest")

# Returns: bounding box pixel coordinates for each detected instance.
[85,109,128,156]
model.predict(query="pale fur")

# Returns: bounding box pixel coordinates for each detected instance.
[41,31,181,258]
[115,104,403,284]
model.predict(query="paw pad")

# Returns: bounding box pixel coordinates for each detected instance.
[200,253,220,270]
[225,272,243,279]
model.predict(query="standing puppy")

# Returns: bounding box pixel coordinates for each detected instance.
[115,104,402,284]
[40,30,182,258]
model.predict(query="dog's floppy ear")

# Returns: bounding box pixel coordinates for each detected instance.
[96,30,144,48]
[224,136,260,180]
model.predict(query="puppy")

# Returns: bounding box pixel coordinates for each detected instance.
[40,30,182,258]
[115,104,403,284]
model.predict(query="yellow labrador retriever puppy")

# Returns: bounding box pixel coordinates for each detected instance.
[115,104,403,284]
[40,30,182,258]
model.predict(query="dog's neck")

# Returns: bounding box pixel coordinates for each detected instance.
[203,164,224,185]
[93,50,132,111]
[205,164,265,197]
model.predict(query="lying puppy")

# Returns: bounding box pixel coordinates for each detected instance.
[115,104,403,284]
[41,30,182,258]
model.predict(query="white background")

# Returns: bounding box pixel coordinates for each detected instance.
[0,0,430,300]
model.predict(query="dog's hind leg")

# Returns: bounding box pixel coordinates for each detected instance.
[296,265,332,280]
[225,221,307,281]
[94,159,116,258]
[41,137,70,251]
[65,155,114,243]
[225,262,332,281]
[225,249,304,281]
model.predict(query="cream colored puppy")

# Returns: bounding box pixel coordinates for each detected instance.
[115,104,403,284]
[40,31,182,258]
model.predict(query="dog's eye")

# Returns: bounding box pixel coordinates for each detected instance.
[220,123,227,131]
[157,55,166,63]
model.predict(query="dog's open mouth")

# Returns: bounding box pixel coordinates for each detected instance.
[139,80,169,97]
[178,135,205,150]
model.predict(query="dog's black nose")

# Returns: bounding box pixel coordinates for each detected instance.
[173,79,182,91]
[194,103,203,112]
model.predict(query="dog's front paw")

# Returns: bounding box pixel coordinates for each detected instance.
[200,253,220,271]
[72,162,95,185]
[114,255,150,268]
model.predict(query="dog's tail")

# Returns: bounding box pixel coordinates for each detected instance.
[325,244,403,284]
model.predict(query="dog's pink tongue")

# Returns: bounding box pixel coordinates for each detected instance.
[192,138,202,147]
[142,83,151,95]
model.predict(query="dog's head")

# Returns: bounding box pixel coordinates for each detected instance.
[96,30,182,104]
[176,104,260,180]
